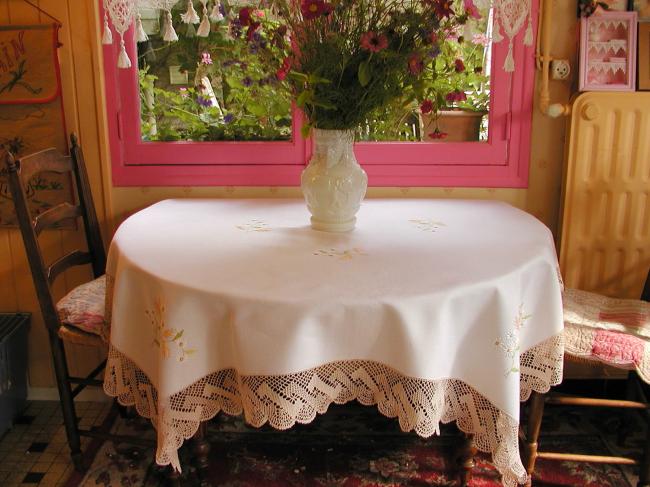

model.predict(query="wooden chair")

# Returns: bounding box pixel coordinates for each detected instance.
[3,135,150,471]
[522,270,650,487]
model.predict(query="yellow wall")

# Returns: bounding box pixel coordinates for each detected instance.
[1,0,579,388]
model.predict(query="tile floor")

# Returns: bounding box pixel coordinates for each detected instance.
[0,401,112,487]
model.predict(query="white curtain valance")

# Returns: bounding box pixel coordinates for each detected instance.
[102,0,533,72]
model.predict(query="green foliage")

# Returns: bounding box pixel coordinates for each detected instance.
[419,30,491,113]
[138,6,292,142]
[136,0,492,142]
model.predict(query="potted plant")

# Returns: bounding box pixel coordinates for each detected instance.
[416,7,491,142]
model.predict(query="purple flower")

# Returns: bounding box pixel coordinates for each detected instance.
[428,45,441,58]
[243,77,253,87]
[223,114,235,123]
[230,19,243,38]
[196,95,212,107]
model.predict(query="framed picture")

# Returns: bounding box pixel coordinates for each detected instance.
[632,1,650,21]
[639,22,650,89]
[579,11,638,91]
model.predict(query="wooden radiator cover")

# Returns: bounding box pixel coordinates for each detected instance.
[560,92,650,299]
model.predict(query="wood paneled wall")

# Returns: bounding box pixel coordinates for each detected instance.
[0,0,111,389]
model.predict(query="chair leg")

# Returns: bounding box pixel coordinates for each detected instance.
[192,422,211,487]
[638,410,650,487]
[456,433,476,487]
[49,332,83,471]
[522,391,546,487]
[618,372,637,446]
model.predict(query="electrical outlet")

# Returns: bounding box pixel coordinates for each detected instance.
[551,60,571,80]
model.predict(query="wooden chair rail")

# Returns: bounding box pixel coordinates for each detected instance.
[34,203,82,235]
[537,452,638,465]
[47,250,92,285]
[546,394,649,409]
[17,149,72,185]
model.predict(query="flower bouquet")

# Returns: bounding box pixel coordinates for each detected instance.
[247,0,473,230]
[263,0,472,134]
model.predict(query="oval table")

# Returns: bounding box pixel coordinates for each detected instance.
[103,198,564,486]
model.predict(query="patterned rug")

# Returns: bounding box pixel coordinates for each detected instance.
[74,402,640,487]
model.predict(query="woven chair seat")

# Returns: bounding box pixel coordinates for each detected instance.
[58,324,106,348]
[56,275,106,338]
[563,288,650,383]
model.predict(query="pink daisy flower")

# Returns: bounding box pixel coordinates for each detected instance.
[360,31,389,53]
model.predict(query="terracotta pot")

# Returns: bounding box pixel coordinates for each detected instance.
[421,110,487,142]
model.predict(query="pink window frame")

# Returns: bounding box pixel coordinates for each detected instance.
[102,3,537,188]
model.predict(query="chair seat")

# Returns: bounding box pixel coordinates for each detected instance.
[56,275,106,338]
[58,324,106,348]
[563,288,650,382]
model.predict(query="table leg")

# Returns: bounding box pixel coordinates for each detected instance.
[192,422,212,487]
[522,391,546,487]
[456,433,476,487]
[166,466,181,487]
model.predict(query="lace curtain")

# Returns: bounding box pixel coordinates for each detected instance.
[102,0,533,71]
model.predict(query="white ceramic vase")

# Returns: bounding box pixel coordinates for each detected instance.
[301,129,368,232]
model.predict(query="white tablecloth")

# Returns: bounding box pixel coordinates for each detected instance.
[103,199,564,486]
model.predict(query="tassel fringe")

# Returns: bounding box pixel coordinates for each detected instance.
[136,13,149,43]
[162,10,179,42]
[197,15,211,36]
[197,0,210,36]
[524,14,533,46]
[493,18,503,43]
[102,13,113,45]
[210,2,224,22]
[181,0,201,24]
[503,41,515,72]
[117,38,132,69]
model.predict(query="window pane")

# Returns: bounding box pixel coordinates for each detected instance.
[358,4,493,143]
[137,6,292,142]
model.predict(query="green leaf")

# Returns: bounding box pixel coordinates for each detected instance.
[358,61,371,87]
[288,71,309,82]
[173,330,184,341]
[307,74,332,85]
[247,102,267,117]
[300,122,312,139]
[312,100,335,110]
[225,76,244,89]
[296,90,311,108]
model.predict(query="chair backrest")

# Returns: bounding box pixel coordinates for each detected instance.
[4,134,106,332]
